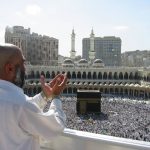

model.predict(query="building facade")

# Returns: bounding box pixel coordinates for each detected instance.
[23,58,150,99]
[121,50,150,67]
[82,30,121,66]
[5,26,58,66]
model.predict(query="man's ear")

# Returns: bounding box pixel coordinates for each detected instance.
[5,63,14,74]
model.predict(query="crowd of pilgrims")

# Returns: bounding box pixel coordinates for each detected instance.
[43,95,150,142]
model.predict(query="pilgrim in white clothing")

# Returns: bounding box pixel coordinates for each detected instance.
[0,79,66,150]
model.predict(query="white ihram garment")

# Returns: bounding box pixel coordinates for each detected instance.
[0,79,66,150]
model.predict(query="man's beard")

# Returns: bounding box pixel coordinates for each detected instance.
[14,66,25,88]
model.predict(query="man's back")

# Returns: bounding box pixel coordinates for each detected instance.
[0,80,41,150]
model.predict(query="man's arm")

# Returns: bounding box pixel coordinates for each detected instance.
[25,93,47,110]
[19,96,66,140]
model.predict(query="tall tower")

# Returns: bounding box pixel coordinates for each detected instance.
[70,29,76,59]
[89,29,95,61]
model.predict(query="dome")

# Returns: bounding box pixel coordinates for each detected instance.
[78,59,88,67]
[63,58,74,64]
[93,59,103,63]
[92,59,104,68]
[62,58,74,67]
[78,59,88,64]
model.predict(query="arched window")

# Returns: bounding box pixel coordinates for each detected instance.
[104,88,108,94]
[124,72,128,79]
[67,72,71,79]
[41,71,45,77]
[115,88,118,94]
[73,87,77,94]
[108,72,112,79]
[147,76,150,82]
[77,72,81,79]
[88,72,91,79]
[82,72,86,79]
[134,72,139,80]
[46,71,50,78]
[110,88,113,94]
[143,76,146,81]
[129,72,133,80]
[119,72,123,79]
[93,72,97,79]
[72,72,76,79]
[103,72,107,79]
[146,74,150,81]
[68,87,72,94]
[98,72,102,79]
[63,88,67,94]
[114,72,118,79]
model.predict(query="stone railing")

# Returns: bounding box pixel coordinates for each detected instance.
[40,128,150,150]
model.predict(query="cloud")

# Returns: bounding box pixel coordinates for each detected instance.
[15,4,42,21]
[113,26,129,30]
[25,4,41,16]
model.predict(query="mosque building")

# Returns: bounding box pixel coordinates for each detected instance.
[4,26,150,98]
[22,29,150,98]
[24,58,150,99]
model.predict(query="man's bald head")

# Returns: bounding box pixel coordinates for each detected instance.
[0,43,26,88]
[0,43,21,72]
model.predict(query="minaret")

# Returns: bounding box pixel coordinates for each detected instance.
[70,29,76,59]
[89,28,95,61]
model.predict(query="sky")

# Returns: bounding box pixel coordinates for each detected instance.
[0,0,150,57]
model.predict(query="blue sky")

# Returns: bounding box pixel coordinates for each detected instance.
[0,0,150,56]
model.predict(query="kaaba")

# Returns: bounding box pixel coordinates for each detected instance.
[76,90,101,114]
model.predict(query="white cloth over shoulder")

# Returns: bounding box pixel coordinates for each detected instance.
[0,79,66,150]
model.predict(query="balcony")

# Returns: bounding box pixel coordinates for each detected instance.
[41,128,150,150]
